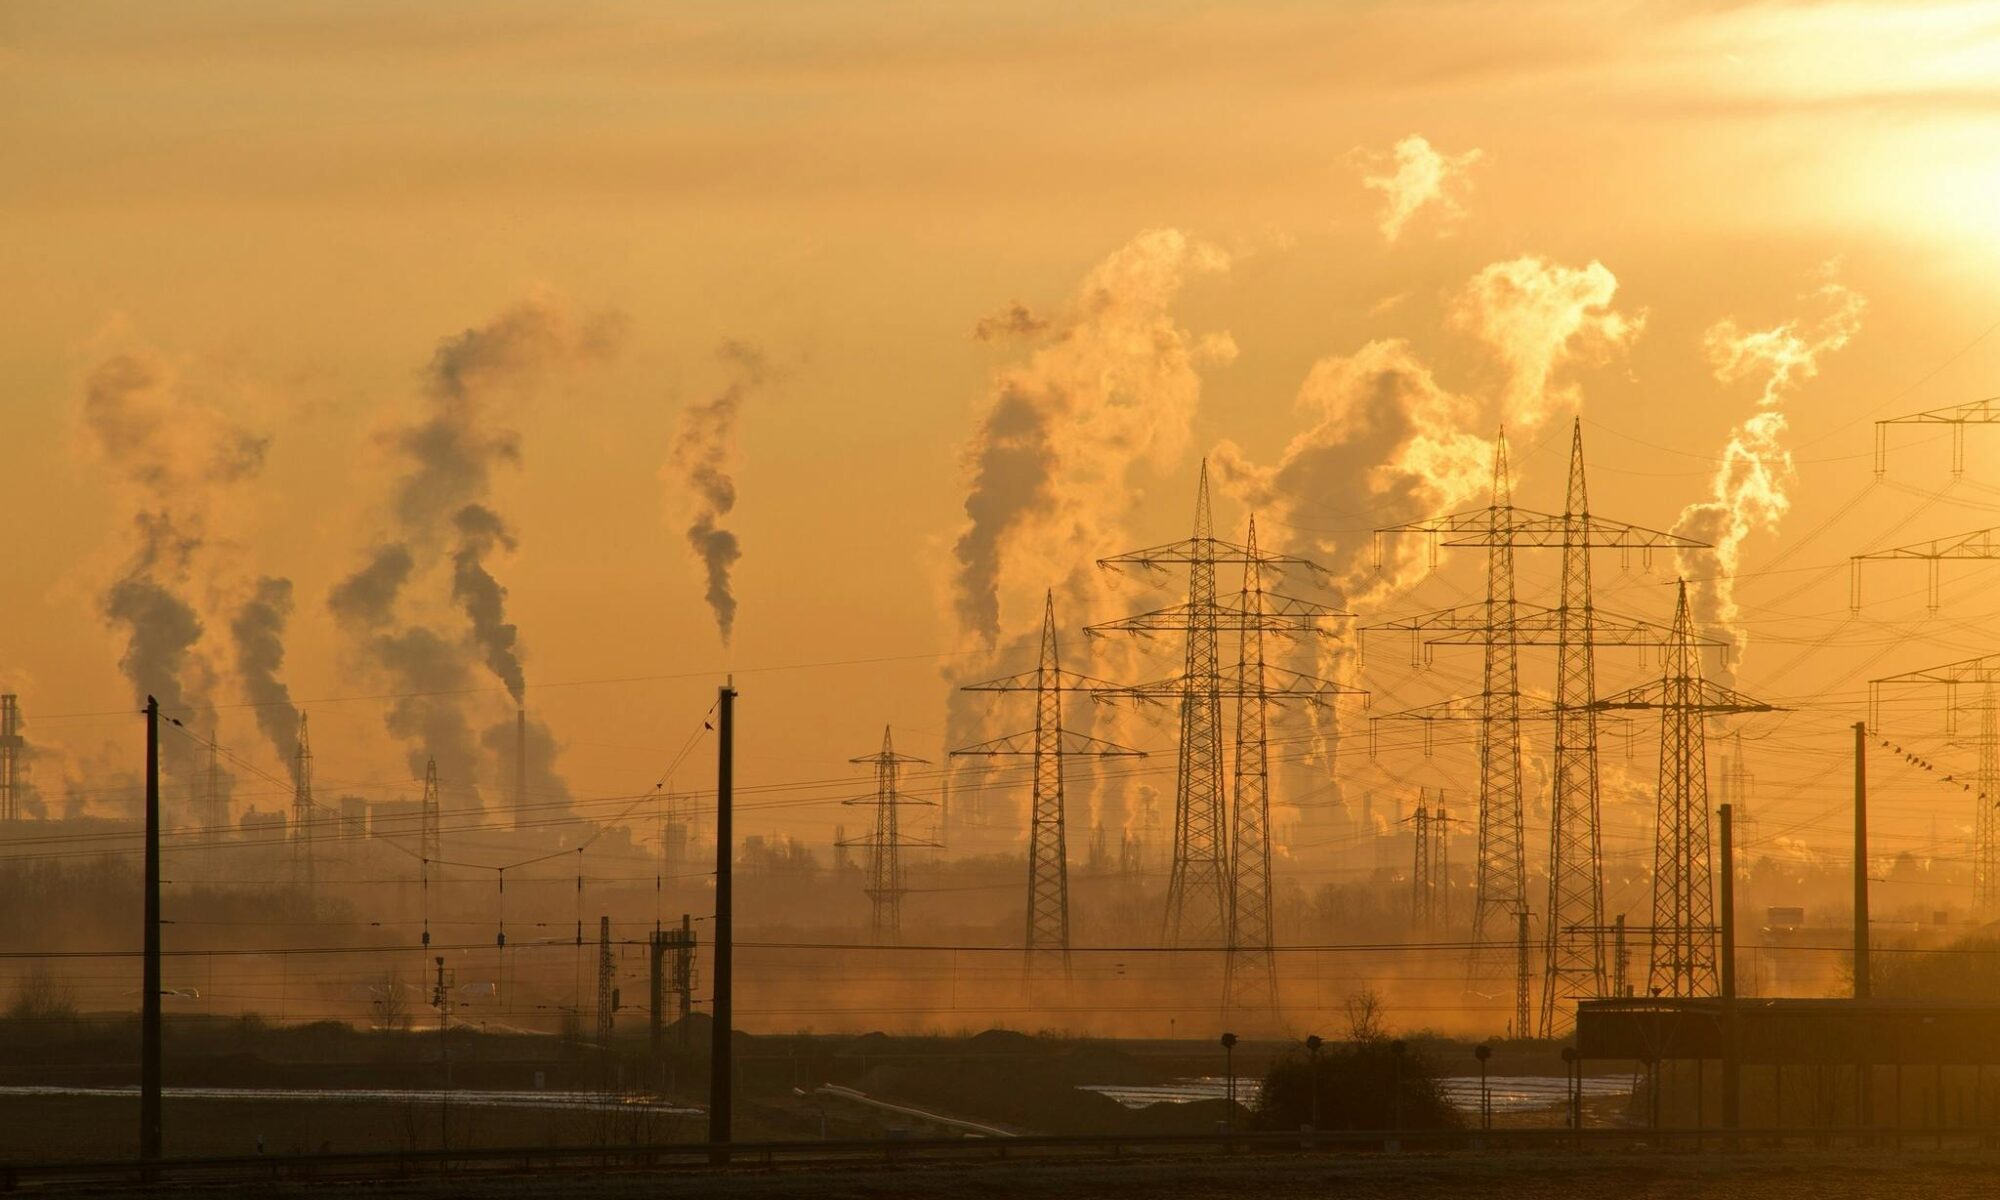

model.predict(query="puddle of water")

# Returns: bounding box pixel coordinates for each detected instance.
[1082,1074,1633,1115]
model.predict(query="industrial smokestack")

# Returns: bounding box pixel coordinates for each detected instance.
[516,705,527,830]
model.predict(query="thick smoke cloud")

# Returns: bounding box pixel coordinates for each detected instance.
[945,229,1234,846]
[1452,256,1643,433]
[451,504,523,703]
[329,297,619,793]
[82,351,268,793]
[950,228,1235,649]
[1676,271,1866,669]
[1359,135,1482,242]
[229,577,303,779]
[669,341,763,647]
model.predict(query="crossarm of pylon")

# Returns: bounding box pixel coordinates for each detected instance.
[949,729,1147,758]
[1879,397,2000,426]
[1087,592,1346,638]
[1377,505,1709,550]
[961,667,1129,693]
[839,790,937,807]
[1099,535,1327,573]
[1874,652,2000,686]
[1421,606,1723,647]
[1591,679,1779,714]
[1093,665,1365,705]
[1876,398,2000,475]
[1850,528,2000,609]
[1372,692,1559,723]
[1854,527,2000,561]
[1869,652,2000,733]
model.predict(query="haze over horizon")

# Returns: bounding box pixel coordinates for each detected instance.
[5,0,2000,969]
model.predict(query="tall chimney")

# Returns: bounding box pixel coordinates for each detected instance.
[516,706,527,830]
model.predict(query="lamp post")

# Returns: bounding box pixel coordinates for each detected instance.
[1561,1046,1579,1132]
[1305,1034,1324,1133]
[1475,1044,1492,1130]
[1220,1032,1239,1131]
[1390,1040,1407,1131]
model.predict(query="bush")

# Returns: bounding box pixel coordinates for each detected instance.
[1251,1038,1461,1132]
[6,965,77,1027]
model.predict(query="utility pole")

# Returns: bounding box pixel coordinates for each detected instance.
[1720,802,1740,1135]
[431,954,453,1148]
[840,728,934,944]
[709,681,734,1158]
[1514,909,1531,1040]
[1854,721,1869,998]
[1595,581,1775,998]
[955,592,1141,983]
[141,696,162,1166]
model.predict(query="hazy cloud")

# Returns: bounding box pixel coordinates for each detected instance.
[1360,135,1482,242]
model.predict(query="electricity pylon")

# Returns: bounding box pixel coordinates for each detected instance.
[292,712,315,893]
[420,756,441,876]
[1374,422,1706,1037]
[1595,581,1775,997]
[841,728,935,944]
[1095,507,1361,1016]
[1871,656,2000,915]
[596,915,615,1043]
[1093,467,1353,951]
[954,592,1144,982]
[1875,394,2000,477]
[1407,792,1452,933]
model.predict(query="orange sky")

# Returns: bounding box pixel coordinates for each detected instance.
[6,1,2000,885]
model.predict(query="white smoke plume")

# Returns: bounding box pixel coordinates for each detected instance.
[669,341,764,647]
[1217,256,1641,842]
[1359,135,1482,242]
[81,350,268,789]
[951,228,1234,647]
[329,296,619,795]
[1452,256,1644,433]
[1675,270,1866,668]
[946,229,1234,843]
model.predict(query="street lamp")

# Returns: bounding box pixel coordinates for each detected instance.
[1220,1032,1239,1130]
[1304,1035,1324,1133]
[1474,1044,1493,1130]
[1390,1040,1406,1131]
[1560,1046,1579,1131]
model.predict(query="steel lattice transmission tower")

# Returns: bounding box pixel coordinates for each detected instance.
[1225,518,1281,1012]
[292,712,316,892]
[0,695,20,822]
[1544,423,1606,1036]
[841,728,935,944]
[955,593,1142,981]
[1095,497,1359,1013]
[1871,655,2000,916]
[1596,581,1774,997]
[1373,423,1706,1036]
[596,915,615,1043]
